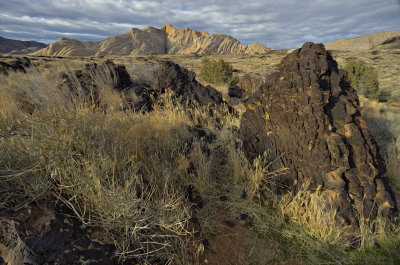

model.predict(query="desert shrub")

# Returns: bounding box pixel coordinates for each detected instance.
[342,60,381,100]
[200,58,236,85]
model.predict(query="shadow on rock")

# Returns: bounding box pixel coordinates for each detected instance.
[239,42,398,244]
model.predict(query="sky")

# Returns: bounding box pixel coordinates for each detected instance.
[0,0,399,49]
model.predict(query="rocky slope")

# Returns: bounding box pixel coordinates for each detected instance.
[325,30,400,51]
[32,24,272,56]
[0,36,47,54]
[376,36,400,49]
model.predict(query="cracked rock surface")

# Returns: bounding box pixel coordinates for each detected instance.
[239,42,397,232]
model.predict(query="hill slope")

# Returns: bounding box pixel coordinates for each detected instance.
[32,24,272,56]
[325,30,400,51]
[0,36,47,54]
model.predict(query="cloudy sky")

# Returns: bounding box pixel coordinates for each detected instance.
[0,0,399,49]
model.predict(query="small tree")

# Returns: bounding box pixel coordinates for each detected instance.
[200,58,236,85]
[342,60,381,100]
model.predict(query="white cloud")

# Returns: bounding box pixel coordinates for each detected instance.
[0,0,399,48]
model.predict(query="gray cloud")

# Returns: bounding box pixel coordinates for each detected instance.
[0,0,399,48]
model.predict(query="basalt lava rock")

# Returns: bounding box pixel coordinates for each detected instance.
[239,42,397,231]
[0,57,31,75]
[228,85,246,98]
[156,61,223,106]
[229,74,264,100]
[0,202,133,265]
[59,60,223,113]
[59,60,130,96]
[59,60,154,112]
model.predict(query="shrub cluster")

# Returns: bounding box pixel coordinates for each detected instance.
[342,60,381,100]
[200,58,237,85]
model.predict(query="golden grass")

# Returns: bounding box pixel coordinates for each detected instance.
[1,54,400,264]
[0,65,199,263]
[0,105,197,262]
[279,184,348,245]
[360,97,400,193]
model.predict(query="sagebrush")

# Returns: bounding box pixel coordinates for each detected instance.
[200,58,237,85]
[342,60,381,100]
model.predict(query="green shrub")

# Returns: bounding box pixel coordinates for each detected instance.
[200,58,236,85]
[342,60,381,100]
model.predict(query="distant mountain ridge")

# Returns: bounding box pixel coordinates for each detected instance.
[32,24,273,56]
[0,36,47,54]
[325,30,400,51]
[5,28,398,56]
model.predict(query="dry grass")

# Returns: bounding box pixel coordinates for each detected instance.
[279,184,348,246]
[0,105,198,263]
[360,97,400,193]
[0,65,199,263]
[1,53,400,264]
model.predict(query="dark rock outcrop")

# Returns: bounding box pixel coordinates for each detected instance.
[157,61,223,106]
[239,43,396,232]
[60,59,131,94]
[0,203,132,265]
[235,74,264,98]
[228,74,264,107]
[59,60,223,113]
[0,218,42,265]
[59,60,154,112]
[0,57,31,75]
[228,85,246,99]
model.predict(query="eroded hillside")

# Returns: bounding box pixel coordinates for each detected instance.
[32,24,272,57]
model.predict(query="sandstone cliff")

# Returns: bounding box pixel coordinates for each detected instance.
[325,30,400,51]
[32,24,272,56]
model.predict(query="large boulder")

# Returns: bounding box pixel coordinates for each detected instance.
[239,43,396,230]
[157,61,223,106]
[59,60,223,113]
[59,60,154,112]
[60,59,131,95]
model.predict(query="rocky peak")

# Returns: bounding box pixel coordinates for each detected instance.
[57,37,68,43]
[161,23,176,34]
[143,26,161,34]
[160,23,209,37]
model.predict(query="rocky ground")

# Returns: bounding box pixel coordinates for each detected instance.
[1,41,400,264]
